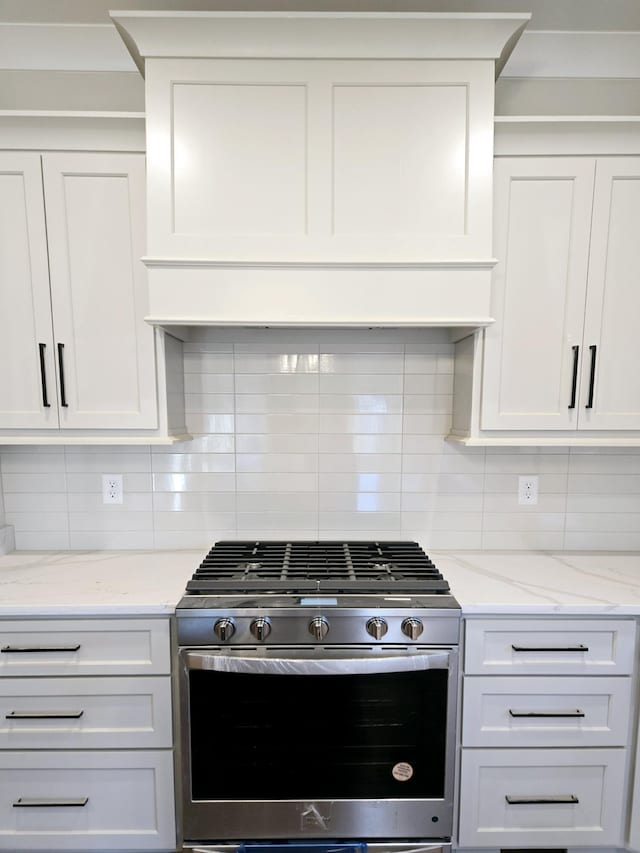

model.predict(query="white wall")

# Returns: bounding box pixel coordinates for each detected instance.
[1,328,639,552]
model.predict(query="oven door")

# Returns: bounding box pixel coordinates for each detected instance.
[178,646,458,843]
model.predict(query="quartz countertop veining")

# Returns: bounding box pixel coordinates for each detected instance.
[0,549,639,617]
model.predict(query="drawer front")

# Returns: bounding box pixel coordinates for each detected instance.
[0,677,172,749]
[0,619,170,676]
[465,618,635,675]
[0,750,175,850]
[458,748,626,847]
[462,675,631,747]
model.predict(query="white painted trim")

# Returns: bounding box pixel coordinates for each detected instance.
[0,111,145,151]
[142,257,498,270]
[0,434,191,445]
[146,316,495,329]
[495,116,640,156]
[111,11,529,74]
[447,434,640,446]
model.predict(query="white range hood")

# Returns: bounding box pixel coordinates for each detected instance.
[111,10,529,327]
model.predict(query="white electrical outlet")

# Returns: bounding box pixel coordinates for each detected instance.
[102,474,123,505]
[518,475,538,506]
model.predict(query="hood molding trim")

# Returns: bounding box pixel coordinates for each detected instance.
[142,257,498,271]
[112,11,530,77]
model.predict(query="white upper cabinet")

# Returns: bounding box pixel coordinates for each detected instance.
[481,157,595,430]
[0,152,159,433]
[0,154,56,429]
[580,157,640,429]
[472,153,640,439]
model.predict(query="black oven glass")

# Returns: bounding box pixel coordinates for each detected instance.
[189,668,448,800]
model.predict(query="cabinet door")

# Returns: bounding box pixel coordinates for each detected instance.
[580,157,640,429]
[42,153,157,429]
[481,158,595,430]
[0,153,58,429]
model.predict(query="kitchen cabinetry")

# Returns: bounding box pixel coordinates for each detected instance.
[458,617,636,847]
[0,617,175,851]
[0,147,187,444]
[482,155,640,433]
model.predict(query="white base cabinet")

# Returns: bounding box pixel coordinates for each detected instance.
[459,617,636,849]
[0,750,175,851]
[459,748,627,848]
[0,618,176,852]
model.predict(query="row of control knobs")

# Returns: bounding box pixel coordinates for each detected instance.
[213,616,424,641]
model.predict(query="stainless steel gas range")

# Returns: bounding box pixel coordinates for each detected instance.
[175,541,461,853]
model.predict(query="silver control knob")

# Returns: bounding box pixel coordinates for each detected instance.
[309,616,330,641]
[213,618,235,641]
[402,617,424,641]
[250,617,271,641]
[366,617,388,640]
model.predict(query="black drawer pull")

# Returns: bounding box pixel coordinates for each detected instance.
[512,644,589,653]
[38,343,51,408]
[13,798,88,808]
[6,710,84,720]
[506,794,579,805]
[1,645,80,653]
[509,709,585,718]
[586,344,597,409]
[568,344,579,409]
[57,342,68,407]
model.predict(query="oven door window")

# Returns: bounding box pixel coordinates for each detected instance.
[188,668,448,799]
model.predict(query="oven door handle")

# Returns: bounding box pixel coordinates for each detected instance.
[184,651,450,675]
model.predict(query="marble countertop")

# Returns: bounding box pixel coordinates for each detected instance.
[0,549,639,617]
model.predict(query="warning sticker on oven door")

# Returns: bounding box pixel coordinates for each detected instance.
[392,762,414,781]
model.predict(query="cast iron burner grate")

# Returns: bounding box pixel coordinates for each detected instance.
[185,540,450,594]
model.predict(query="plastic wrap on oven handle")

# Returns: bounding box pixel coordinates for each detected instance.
[185,652,450,675]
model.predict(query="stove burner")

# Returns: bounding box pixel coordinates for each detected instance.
[185,540,450,595]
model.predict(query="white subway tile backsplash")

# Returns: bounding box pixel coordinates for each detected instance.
[319,353,404,374]
[184,374,234,394]
[184,394,235,413]
[236,454,318,473]
[319,454,401,473]
[318,434,402,454]
[318,472,401,493]
[151,454,235,473]
[2,329,638,550]
[236,374,319,394]
[319,413,402,434]
[236,493,318,513]
[319,493,401,512]
[236,473,318,493]
[236,414,319,434]
[237,512,317,531]
[319,395,403,414]
[0,452,66,473]
[319,375,403,395]
[236,434,319,454]
[236,394,318,414]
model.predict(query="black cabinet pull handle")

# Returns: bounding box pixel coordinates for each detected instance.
[512,644,588,653]
[568,345,579,409]
[57,342,68,407]
[13,798,88,808]
[506,794,578,805]
[509,709,585,718]
[1,644,80,653]
[586,344,597,409]
[6,710,84,720]
[38,343,51,408]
